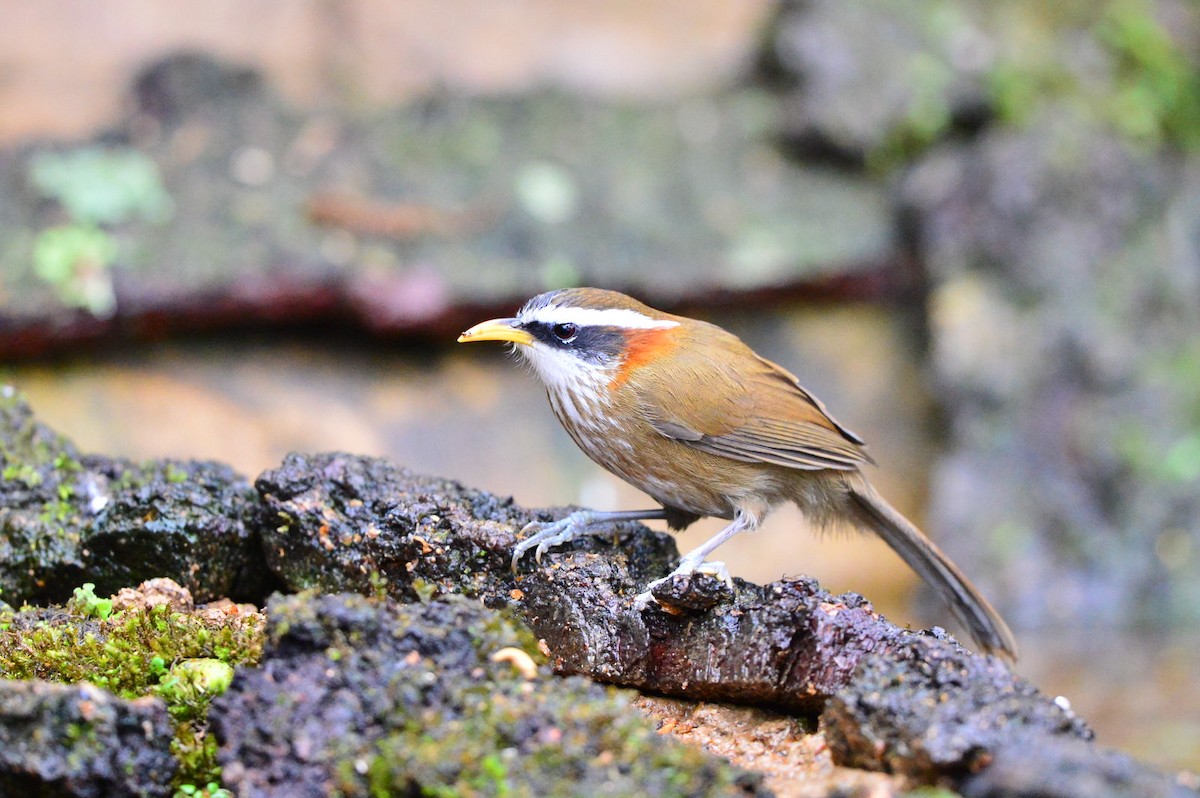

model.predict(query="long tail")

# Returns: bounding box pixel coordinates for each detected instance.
[847,483,1018,662]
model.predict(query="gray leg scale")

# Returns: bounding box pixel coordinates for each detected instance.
[511,508,668,571]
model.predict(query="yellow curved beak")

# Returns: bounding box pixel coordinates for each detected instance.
[457,318,534,346]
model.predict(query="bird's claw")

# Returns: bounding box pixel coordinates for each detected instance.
[511,512,599,572]
[631,588,659,611]
[632,560,733,610]
[695,560,735,590]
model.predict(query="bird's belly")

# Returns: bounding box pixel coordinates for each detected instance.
[549,393,749,520]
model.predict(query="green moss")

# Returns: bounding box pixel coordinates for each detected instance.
[0,388,81,474]
[0,390,95,599]
[165,463,191,484]
[1114,335,1200,485]
[867,40,959,171]
[362,682,754,798]
[0,587,264,792]
[251,594,760,797]
[69,582,114,620]
[3,462,44,486]
[986,0,1200,150]
[175,783,233,798]
[0,391,87,528]
[31,223,119,316]
[863,0,1200,169]
[1096,0,1200,148]
[28,147,173,227]
[22,146,173,316]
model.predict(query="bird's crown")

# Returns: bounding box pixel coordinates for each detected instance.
[517,288,675,331]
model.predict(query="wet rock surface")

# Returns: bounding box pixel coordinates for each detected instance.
[0,53,897,360]
[823,631,1200,796]
[0,390,272,604]
[822,631,1091,776]
[2,400,1195,795]
[258,450,912,711]
[0,679,176,797]
[904,115,1200,629]
[960,737,1200,798]
[211,591,767,798]
[255,450,543,602]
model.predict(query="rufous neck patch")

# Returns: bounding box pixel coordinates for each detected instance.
[609,325,679,389]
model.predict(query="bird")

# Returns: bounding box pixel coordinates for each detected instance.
[458,287,1017,660]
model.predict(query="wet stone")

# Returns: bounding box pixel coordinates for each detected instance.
[1,404,1192,794]
[903,112,1200,629]
[0,389,273,605]
[821,630,1093,778]
[255,450,546,602]
[0,679,176,797]
[761,0,992,163]
[210,591,767,798]
[960,736,1200,798]
[0,53,897,360]
[650,570,737,612]
[257,451,913,712]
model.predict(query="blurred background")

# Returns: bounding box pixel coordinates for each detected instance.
[0,0,1197,772]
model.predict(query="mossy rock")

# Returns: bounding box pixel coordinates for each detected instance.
[0,388,272,605]
[0,582,264,794]
[212,592,768,797]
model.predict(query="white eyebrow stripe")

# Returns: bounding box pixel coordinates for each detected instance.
[523,305,680,330]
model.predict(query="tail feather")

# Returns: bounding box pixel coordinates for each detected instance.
[848,485,1018,661]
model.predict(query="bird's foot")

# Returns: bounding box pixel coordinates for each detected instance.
[511,510,606,572]
[632,560,733,610]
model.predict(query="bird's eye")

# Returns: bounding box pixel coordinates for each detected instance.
[551,322,578,342]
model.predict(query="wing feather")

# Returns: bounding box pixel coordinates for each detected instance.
[630,321,871,472]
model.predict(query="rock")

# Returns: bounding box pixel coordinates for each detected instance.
[110,577,195,613]
[762,0,1200,167]
[522,564,908,711]
[650,569,738,611]
[0,388,275,605]
[960,737,1200,798]
[257,451,914,711]
[0,386,89,602]
[210,591,767,798]
[81,455,269,603]
[255,450,542,601]
[821,631,1092,777]
[0,679,176,797]
[761,0,992,163]
[133,51,262,123]
[902,113,1200,627]
[0,53,898,360]
[1,400,1192,793]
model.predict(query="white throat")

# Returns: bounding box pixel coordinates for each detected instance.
[516,343,612,395]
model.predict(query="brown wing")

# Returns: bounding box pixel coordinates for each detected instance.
[630,322,871,472]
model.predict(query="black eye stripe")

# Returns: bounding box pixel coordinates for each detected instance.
[521,320,625,363]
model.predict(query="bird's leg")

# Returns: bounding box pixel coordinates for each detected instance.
[512,508,668,572]
[633,511,753,609]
